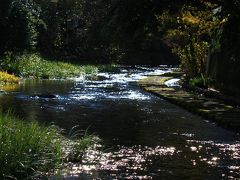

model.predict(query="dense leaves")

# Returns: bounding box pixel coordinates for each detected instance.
[0,0,239,78]
[161,2,225,77]
[0,0,181,64]
[0,0,111,61]
[0,0,41,53]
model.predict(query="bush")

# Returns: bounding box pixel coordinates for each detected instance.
[0,71,19,84]
[189,74,213,89]
[160,2,226,78]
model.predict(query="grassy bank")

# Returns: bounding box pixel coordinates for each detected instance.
[0,112,99,179]
[1,53,99,79]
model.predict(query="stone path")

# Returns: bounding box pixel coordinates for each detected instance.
[139,74,240,132]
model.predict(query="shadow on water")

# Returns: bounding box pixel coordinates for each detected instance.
[0,66,239,179]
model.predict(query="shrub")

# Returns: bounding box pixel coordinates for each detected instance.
[0,71,19,84]
[189,74,213,89]
[159,2,227,78]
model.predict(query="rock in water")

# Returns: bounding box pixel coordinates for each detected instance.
[31,94,57,99]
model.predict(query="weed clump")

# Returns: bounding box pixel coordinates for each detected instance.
[0,112,62,178]
[0,112,99,179]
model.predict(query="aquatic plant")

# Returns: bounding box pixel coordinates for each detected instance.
[67,135,100,162]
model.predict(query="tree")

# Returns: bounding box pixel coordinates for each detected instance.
[0,0,42,54]
[160,1,226,77]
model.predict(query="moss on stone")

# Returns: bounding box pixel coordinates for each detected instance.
[139,73,240,132]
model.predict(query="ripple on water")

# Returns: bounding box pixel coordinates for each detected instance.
[6,66,240,179]
[186,140,240,178]
[68,90,150,101]
[61,145,177,179]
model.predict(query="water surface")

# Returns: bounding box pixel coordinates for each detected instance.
[0,66,239,179]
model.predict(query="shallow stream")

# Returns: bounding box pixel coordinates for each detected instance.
[0,66,239,179]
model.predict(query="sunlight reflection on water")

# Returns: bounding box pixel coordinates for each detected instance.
[2,66,240,179]
[60,139,240,179]
[61,145,177,179]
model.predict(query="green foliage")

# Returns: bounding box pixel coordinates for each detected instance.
[158,2,227,77]
[98,64,118,72]
[67,134,100,163]
[0,53,99,79]
[81,65,98,75]
[0,0,42,52]
[0,112,101,179]
[1,0,238,66]
[0,0,111,60]
[0,0,196,64]
[189,74,213,89]
[0,52,19,73]
[63,125,101,163]
[210,28,223,53]
[0,112,62,179]
[37,0,111,59]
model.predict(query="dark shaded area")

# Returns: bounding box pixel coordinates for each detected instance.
[208,1,240,97]
[0,0,183,65]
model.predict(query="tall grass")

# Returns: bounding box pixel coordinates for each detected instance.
[0,112,62,179]
[0,112,99,179]
[1,52,99,79]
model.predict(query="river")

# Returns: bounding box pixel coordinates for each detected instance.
[0,66,239,179]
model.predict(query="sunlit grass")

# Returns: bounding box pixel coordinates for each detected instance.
[15,54,98,79]
[0,71,19,84]
[0,112,100,179]
[1,52,120,80]
[1,53,99,79]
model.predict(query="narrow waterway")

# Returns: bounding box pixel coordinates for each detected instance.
[0,66,239,179]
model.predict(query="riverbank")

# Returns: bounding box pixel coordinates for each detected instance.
[0,112,99,179]
[0,53,100,79]
[139,73,240,132]
[0,54,104,178]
